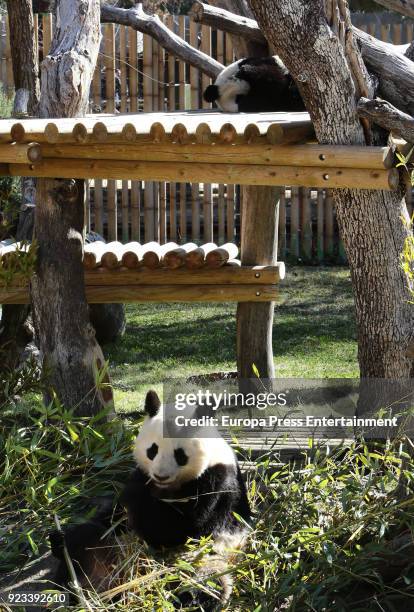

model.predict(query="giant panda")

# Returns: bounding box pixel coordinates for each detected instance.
[203,55,305,113]
[49,390,251,606]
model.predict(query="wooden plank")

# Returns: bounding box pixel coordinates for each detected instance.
[179,16,186,111]
[121,179,129,242]
[278,189,286,260]
[86,264,285,284]
[130,180,140,241]
[169,182,177,241]
[325,188,334,260]
[153,37,159,111]
[92,45,101,107]
[143,34,152,113]
[290,187,299,260]
[316,188,324,263]
[107,179,117,241]
[218,184,225,244]
[93,179,104,236]
[226,184,235,242]
[167,16,176,111]
[119,26,127,114]
[189,20,200,110]
[159,182,167,244]
[104,24,116,113]
[300,187,312,261]
[12,160,399,190]
[0,284,279,305]
[191,183,200,241]
[179,182,187,242]
[129,29,138,113]
[201,25,211,108]
[203,183,213,242]
[42,13,53,56]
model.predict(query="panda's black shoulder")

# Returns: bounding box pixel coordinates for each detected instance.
[236,56,289,83]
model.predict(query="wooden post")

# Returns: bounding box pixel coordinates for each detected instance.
[237,186,279,381]
[290,187,300,261]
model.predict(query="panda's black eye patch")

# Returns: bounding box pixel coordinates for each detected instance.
[146,443,158,461]
[174,448,188,466]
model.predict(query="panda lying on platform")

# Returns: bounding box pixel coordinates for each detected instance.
[49,391,251,605]
[203,55,306,113]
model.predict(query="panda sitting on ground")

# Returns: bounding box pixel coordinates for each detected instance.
[49,390,251,606]
[203,55,306,113]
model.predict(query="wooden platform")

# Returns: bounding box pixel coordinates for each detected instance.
[0,111,399,190]
[0,240,285,304]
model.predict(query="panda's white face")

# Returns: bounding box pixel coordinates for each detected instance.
[214,59,250,112]
[133,392,237,489]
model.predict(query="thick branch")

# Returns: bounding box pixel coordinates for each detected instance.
[373,0,414,18]
[358,97,414,142]
[189,1,265,44]
[101,3,223,78]
[354,27,414,115]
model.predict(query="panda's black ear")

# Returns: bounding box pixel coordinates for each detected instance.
[144,390,161,418]
[203,84,219,103]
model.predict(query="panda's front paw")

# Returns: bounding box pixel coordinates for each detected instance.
[49,529,65,559]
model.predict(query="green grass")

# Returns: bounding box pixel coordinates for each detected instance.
[104,267,358,411]
[1,400,414,611]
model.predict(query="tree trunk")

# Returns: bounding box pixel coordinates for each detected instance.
[248,0,414,378]
[0,0,39,372]
[30,0,113,415]
[6,0,40,115]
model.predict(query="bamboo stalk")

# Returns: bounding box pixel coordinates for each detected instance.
[13,159,400,190]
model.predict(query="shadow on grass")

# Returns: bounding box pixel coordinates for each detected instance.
[104,267,356,377]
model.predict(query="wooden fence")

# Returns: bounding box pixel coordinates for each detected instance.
[0,11,412,263]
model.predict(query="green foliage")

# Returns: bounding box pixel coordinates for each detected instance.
[0,401,137,572]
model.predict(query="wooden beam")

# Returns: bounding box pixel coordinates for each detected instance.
[12,159,399,190]
[0,143,41,163]
[41,143,394,169]
[0,283,279,304]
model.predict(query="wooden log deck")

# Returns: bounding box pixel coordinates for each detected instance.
[0,111,400,190]
[0,240,285,304]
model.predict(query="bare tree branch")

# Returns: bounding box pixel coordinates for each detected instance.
[354,27,414,115]
[189,1,265,45]
[373,0,414,19]
[358,96,414,142]
[100,3,223,78]
[190,1,264,44]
